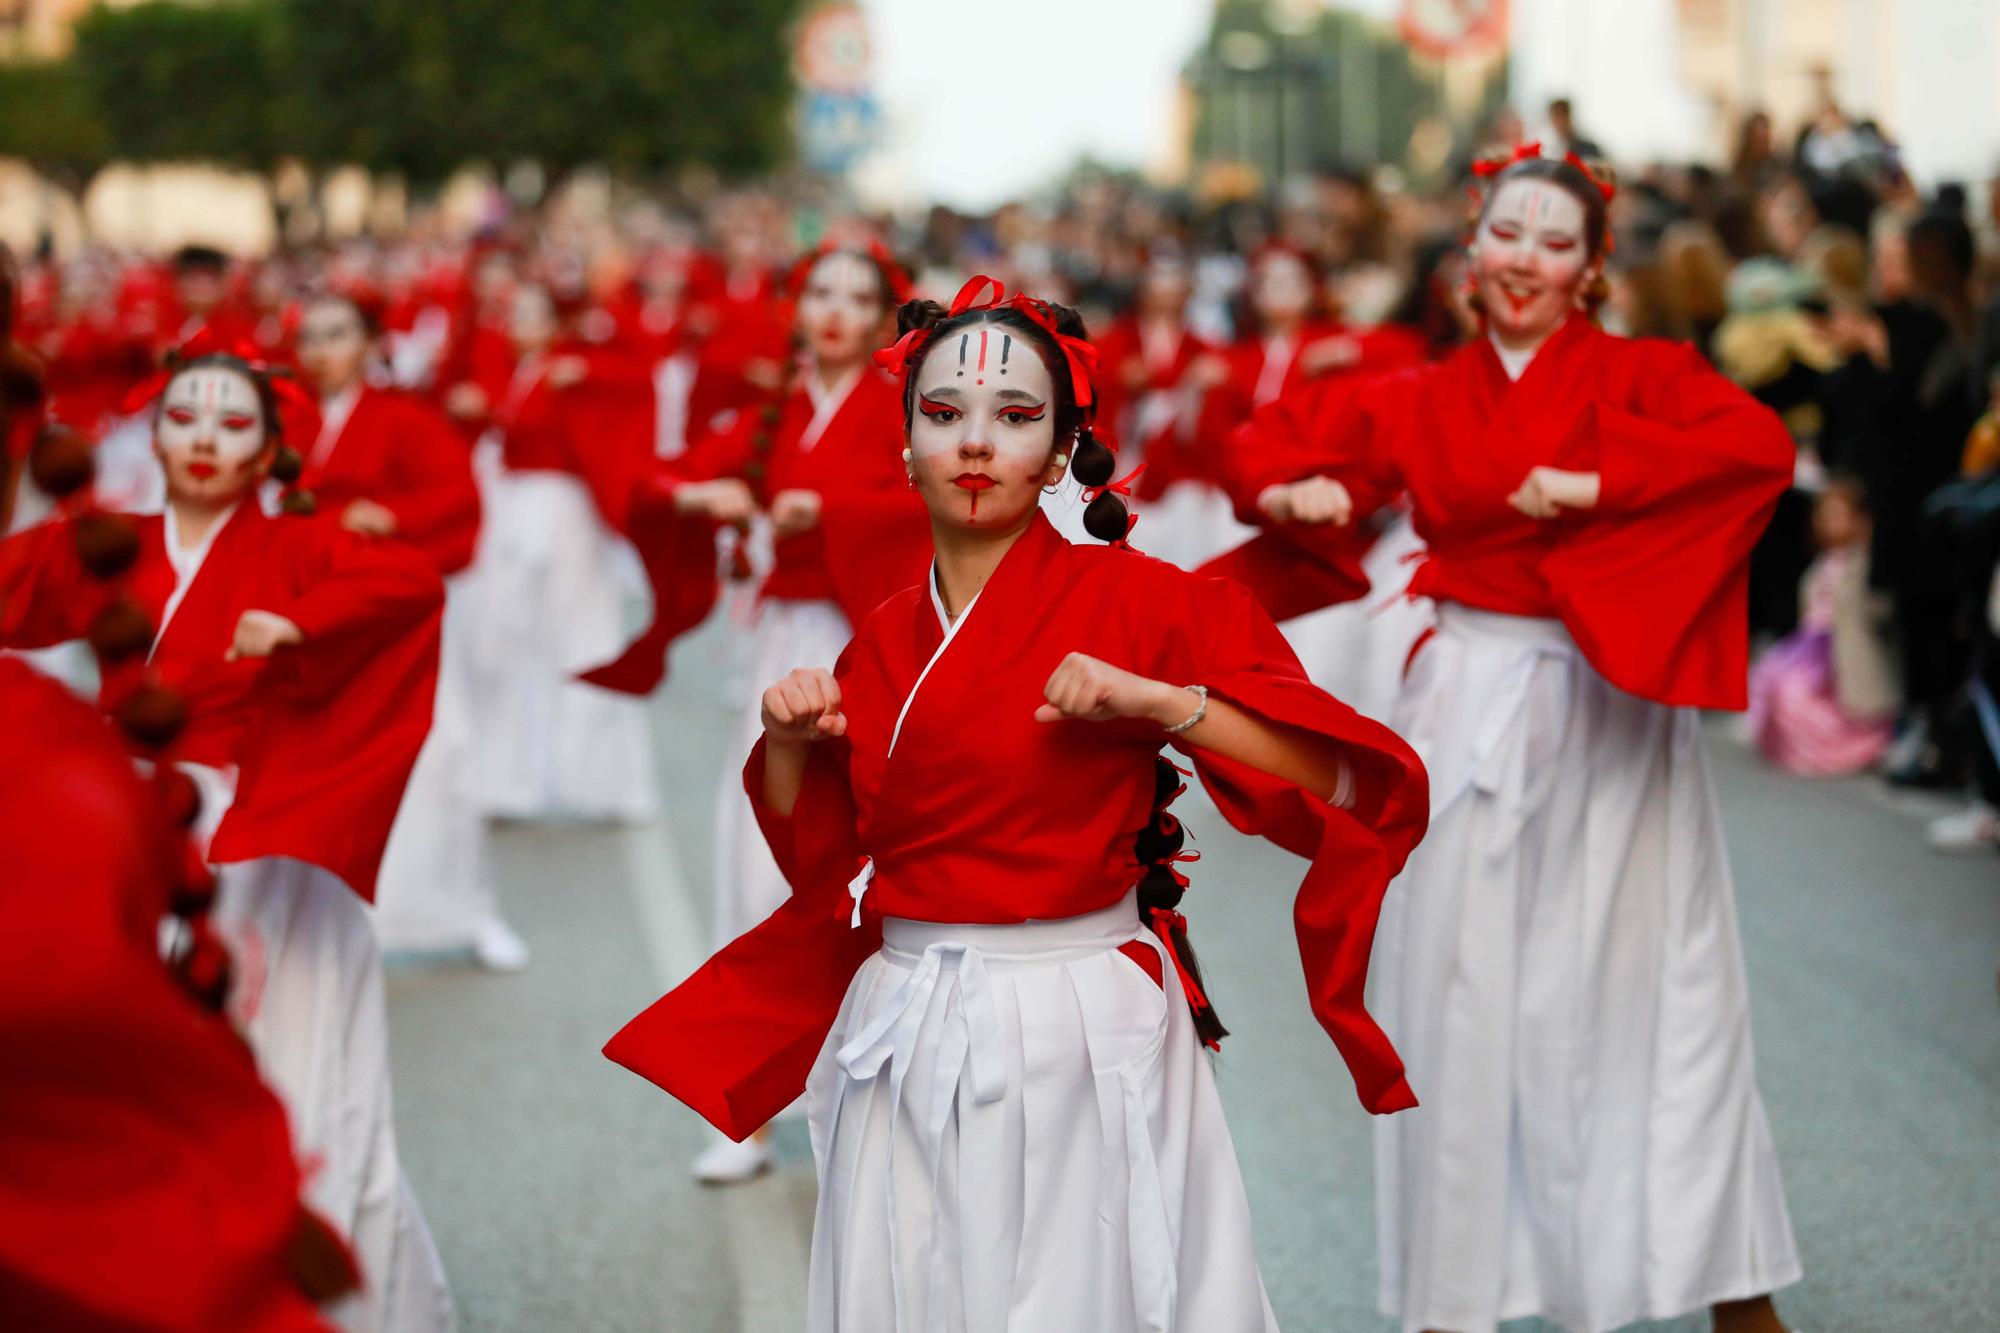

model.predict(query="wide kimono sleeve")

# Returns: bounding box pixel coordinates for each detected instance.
[0,515,107,650]
[377,395,481,575]
[207,521,442,903]
[603,648,881,1140]
[1198,371,1412,623]
[1542,340,1794,709]
[0,662,329,1333]
[1163,569,1430,1113]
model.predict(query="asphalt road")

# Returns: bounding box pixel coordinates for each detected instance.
[384,615,1999,1332]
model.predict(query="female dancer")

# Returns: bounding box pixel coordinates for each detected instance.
[658,241,932,1182]
[0,335,456,1332]
[606,278,1431,1329]
[294,290,527,969]
[1228,148,1802,1333]
[463,279,659,823]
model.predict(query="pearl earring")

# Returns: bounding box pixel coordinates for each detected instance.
[901,447,913,463]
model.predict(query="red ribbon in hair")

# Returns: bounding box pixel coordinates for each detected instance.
[786,236,913,307]
[1146,906,1219,1051]
[1470,140,1616,202]
[119,327,319,425]
[871,274,1100,410]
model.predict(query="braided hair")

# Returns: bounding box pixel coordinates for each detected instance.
[890,297,1129,543]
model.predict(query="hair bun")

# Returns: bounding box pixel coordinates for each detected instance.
[87,598,156,664]
[895,298,947,337]
[268,444,303,486]
[115,682,188,750]
[280,489,318,517]
[1042,300,1088,341]
[74,511,142,577]
[1070,428,1116,489]
[1083,491,1129,544]
[28,423,94,498]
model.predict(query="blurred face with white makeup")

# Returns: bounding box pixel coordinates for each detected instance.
[1469,169,1604,349]
[153,362,271,509]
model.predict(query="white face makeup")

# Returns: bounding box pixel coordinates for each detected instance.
[154,365,269,505]
[1470,176,1596,347]
[296,299,370,396]
[908,319,1062,531]
[1253,252,1316,326]
[796,252,887,369]
[510,286,558,350]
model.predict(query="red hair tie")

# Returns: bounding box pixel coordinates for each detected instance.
[871,274,1101,412]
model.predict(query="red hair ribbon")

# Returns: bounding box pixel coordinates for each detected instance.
[119,327,319,426]
[1146,906,1219,1050]
[1469,140,1616,202]
[786,236,913,307]
[871,274,1101,411]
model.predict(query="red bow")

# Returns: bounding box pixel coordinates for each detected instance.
[787,236,913,306]
[871,274,1100,411]
[119,328,318,425]
[1146,906,1219,1050]
[1470,140,1616,202]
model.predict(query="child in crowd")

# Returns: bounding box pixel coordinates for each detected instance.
[1749,476,1901,776]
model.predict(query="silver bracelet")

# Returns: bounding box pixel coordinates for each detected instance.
[1163,684,1208,735]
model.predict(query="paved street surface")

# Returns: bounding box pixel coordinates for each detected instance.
[385,616,1998,1332]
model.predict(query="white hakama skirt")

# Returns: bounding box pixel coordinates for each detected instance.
[1371,607,1801,1333]
[710,596,852,949]
[806,893,1279,1333]
[1132,481,1258,573]
[463,469,656,823]
[1279,510,1432,723]
[183,763,455,1333]
[372,577,502,952]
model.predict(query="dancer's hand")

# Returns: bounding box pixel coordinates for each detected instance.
[770,488,823,536]
[1035,652,1190,726]
[1257,476,1353,526]
[1298,334,1363,376]
[339,498,399,536]
[1508,466,1600,520]
[761,667,846,742]
[227,610,304,661]
[673,478,757,525]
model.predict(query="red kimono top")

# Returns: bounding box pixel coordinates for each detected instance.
[1093,317,1225,499]
[1211,316,1794,710]
[0,504,443,901]
[301,385,482,575]
[605,513,1432,1137]
[671,365,931,620]
[0,658,328,1333]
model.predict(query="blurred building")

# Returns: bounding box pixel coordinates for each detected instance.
[1514,0,2000,182]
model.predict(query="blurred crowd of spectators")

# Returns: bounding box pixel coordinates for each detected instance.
[12,87,2000,852]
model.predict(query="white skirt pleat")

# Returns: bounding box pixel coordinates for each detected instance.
[211,857,456,1333]
[1278,510,1432,723]
[462,469,656,823]
[1371,607,1801,1333]
[710,597,853,949]
[805,893,1279,1333]
[1132,482,1259,573]
[372,578,502,952]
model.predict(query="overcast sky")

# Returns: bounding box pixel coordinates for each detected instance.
[855,0,1398,208]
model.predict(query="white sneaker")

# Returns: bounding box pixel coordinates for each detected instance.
[472,915,532,972]
[1926,802,1999,853]
[692,1133,770,1186]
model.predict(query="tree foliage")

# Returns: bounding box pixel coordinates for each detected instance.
[1,0,803,182]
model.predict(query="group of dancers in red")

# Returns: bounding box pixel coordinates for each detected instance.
[3,147,1806,1333]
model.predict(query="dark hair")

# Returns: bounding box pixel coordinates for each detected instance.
[1470,154,1618,313]
[172,245,229,275]
[305,289,384,340]
[795,246,904,313]
[891,296,1128,543]
[1135,756,1227,1046]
